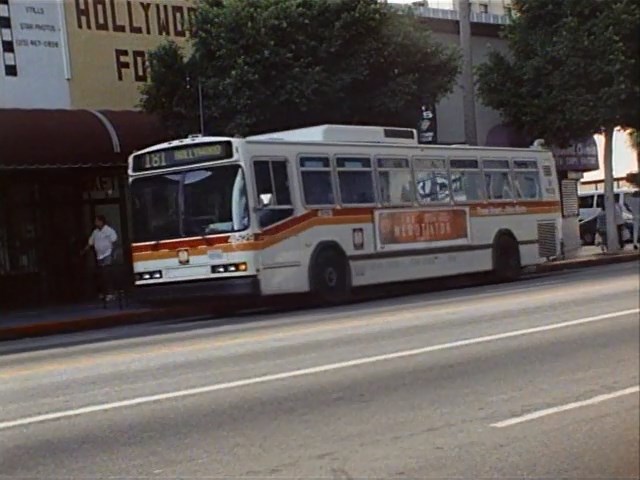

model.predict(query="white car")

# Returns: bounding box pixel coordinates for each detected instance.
[578,189,636,244]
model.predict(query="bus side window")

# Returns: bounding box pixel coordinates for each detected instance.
[299,156,335,206]
[512,159,541,200]
[483,159,514,200]
[336,156,375,205]
[413,158,449,204]
[450,159,484,202]
[377,157,412,205]
[253,159,294,228]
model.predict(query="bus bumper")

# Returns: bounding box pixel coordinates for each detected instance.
[133,276,260,303]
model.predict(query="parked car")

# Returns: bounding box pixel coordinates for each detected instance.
[578,189,636,245]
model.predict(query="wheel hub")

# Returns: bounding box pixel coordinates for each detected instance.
[324,267,337,287]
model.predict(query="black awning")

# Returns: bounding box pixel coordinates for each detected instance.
[0,109,168,169]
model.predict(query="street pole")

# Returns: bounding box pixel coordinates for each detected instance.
[459,0,477,145]
[198,79,205,135]
[603,127,618,252]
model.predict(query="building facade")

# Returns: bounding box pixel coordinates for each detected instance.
[1,0,193,109]
[411,0,512,17]
[0,0,194,308]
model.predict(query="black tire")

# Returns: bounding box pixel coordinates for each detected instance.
[493,235,521,282]
[310,248,351,304]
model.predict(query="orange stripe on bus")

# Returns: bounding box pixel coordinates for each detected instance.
[132,214,371,261]
[132,201,560,261]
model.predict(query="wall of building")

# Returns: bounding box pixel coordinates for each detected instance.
[409,0,512,16]
[64,0,193,109]
[431,30,509,145]
[0,0,193,110]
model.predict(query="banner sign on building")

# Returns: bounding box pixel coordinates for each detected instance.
[418,104,437,144]
[376,208,468,248]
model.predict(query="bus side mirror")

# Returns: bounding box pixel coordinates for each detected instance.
[259,193,274,208]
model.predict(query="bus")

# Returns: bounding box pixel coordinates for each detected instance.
[128,125,561,303]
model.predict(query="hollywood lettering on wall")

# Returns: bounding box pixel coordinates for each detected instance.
[73,0,196,82]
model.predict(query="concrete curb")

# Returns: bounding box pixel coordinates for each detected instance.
[534,252,639,274]
[1,253,638,341]
[0,305,211,342]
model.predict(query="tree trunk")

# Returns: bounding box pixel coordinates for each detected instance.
[603,127,618,252]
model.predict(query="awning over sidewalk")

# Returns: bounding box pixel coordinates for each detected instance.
[0,109,168,169]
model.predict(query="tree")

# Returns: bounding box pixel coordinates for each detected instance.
[476,0,640,251]
[141,42,199,135]
[140,0,459,137]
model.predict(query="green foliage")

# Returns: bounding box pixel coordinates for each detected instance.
[476,0,640,146]
[139,42,200,136]
[140,0,459,136]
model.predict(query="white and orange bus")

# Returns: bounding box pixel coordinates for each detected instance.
[128,125,561,302]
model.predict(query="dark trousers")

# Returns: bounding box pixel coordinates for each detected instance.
[616,225,625,249]
[97,254,113,296]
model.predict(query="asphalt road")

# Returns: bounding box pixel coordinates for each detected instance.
[1,263,639,478]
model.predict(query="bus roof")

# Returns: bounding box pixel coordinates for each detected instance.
[130,124,549,158]
[247,124,418,145]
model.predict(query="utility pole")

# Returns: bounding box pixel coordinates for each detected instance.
[459,0,477,145]
[198,79,205,135]
[603,127,619,252]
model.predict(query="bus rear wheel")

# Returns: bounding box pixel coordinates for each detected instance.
[310,248,351,304]
[493,235,521,282]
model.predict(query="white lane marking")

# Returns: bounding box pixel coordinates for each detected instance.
[491,386,640,428]
[0,308,637,431]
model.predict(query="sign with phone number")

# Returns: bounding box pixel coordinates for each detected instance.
[131,141,233,172]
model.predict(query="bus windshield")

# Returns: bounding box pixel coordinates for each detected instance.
[131,165,249,243]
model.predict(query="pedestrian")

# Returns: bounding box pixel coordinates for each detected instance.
[596,208,607,252]
[82,215,118,301]
[628,191,640,250]
[614,202,626,250]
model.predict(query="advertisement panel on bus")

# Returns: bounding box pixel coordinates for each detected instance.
[375,208,470,250]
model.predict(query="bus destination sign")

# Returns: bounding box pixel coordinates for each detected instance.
[132,141,233,172]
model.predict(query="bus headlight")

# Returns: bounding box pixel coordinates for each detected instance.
[211,263,248,274]
[136,271,162,281]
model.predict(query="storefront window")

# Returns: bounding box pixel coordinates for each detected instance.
[4,183,40,274]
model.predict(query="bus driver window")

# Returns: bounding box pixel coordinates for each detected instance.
[253,159,294,227]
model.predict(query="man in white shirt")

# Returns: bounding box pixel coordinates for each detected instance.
[83,215,118,299]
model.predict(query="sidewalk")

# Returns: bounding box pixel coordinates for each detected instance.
[535,245,639,273]
[0,300,215,342]
[1,247,637,341]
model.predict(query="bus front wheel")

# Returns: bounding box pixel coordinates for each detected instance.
[310,248,351,304]
[493,235,521,282]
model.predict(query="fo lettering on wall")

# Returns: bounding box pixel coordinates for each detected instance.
[65,0,194,110]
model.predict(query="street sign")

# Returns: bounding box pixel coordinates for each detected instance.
[552,137,599,172]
